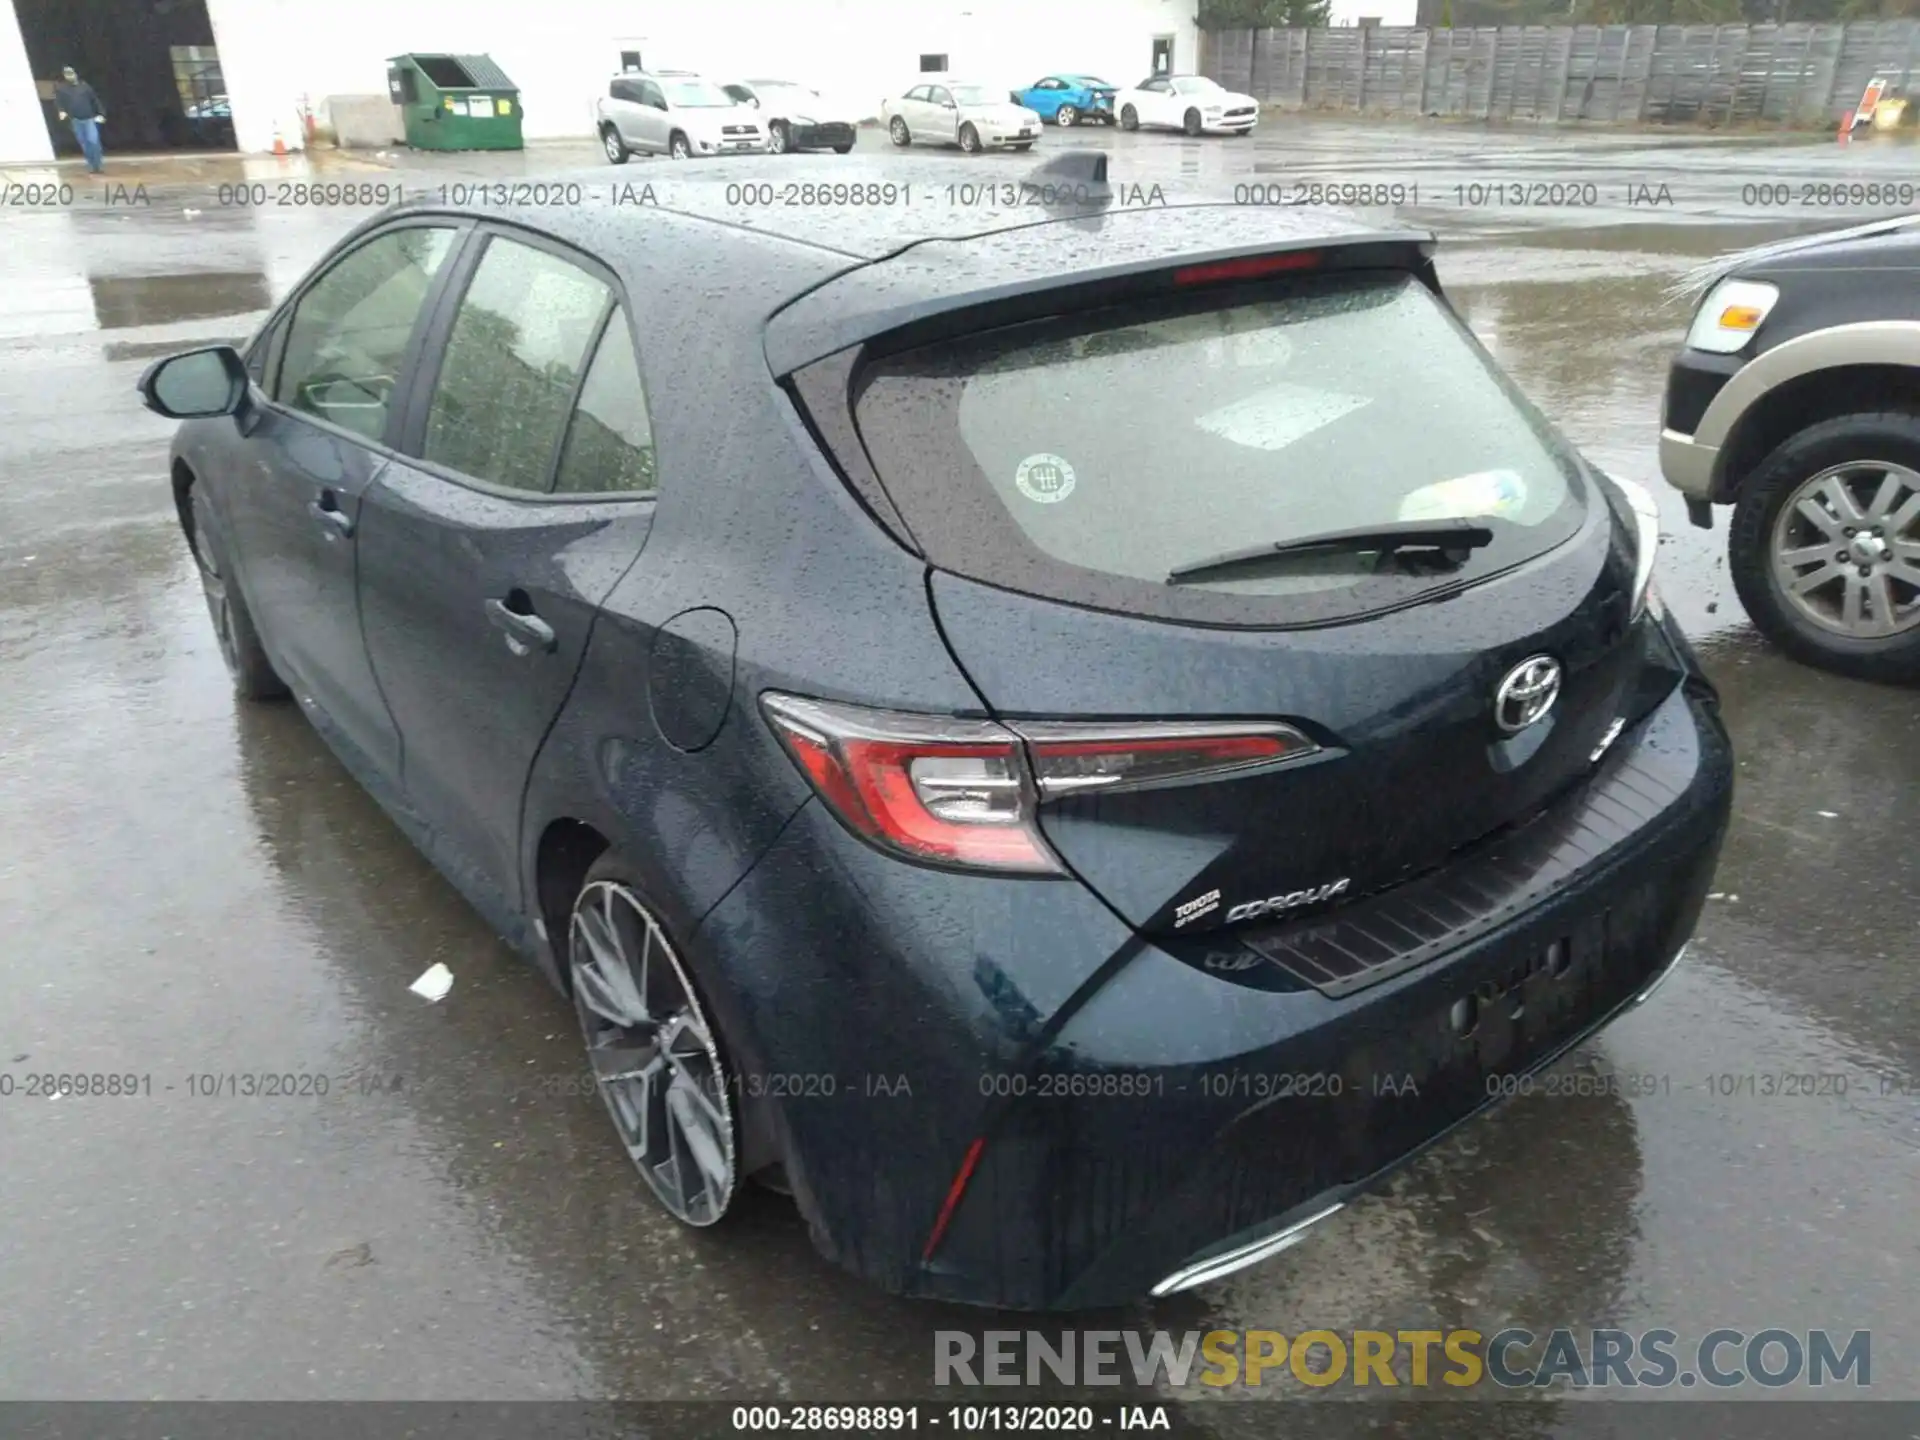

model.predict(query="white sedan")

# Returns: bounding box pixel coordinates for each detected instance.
[1116,74,1259,136]
[882,81,1042,153]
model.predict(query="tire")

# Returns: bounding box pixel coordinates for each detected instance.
[1727,410,1920,684]
[600,124,629,165]
[1120,104,1138,131]
[567,851,741,1228]
[888,115,910,146]
[188,486,288,702]
[832,142,853,154]
[1183,108,1203,137]
[767,120,788,154]
[1056,104,1078,127]
[959,122,981,154]
[668,130,690,159]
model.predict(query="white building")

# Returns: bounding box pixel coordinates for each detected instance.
[0,0,1197,164]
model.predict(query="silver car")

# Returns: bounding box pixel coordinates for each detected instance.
[882,81,1041,153]
[597,70,767,161]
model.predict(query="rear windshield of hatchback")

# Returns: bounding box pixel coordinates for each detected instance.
[851,272,1590,626]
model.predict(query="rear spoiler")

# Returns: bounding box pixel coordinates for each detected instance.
[765,150,1435,375]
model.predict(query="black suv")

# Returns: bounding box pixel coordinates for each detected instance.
[1661,219,1920,682]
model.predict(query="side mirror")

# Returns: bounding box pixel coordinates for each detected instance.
[137,345,249,420]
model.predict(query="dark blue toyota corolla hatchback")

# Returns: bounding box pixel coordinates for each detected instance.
[139,154,1732,1310]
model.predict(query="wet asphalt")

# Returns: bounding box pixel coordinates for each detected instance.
[1,120,1917,1423]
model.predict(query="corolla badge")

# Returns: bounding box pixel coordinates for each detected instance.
[1494,655,1562,734]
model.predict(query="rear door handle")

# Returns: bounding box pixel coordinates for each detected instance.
[309,491,354,538]
[485,597,557,656]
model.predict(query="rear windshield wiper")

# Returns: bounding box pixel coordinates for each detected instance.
[1166,518,1497,586]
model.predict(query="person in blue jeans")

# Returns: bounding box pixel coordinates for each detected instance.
[53,66,106,173]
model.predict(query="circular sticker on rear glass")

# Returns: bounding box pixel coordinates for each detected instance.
[1015,453,1076,504]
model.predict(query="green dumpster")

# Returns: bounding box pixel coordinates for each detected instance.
[387,54,524,151]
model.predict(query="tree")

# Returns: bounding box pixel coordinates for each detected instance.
[1197,0,1332,27]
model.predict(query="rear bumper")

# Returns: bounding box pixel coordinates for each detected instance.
[699,675,1731,1310]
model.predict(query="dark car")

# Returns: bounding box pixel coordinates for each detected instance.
[137,152,1731,1310]
[1661,218,1920,682]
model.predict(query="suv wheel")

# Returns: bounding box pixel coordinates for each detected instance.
[668,131,691,159]
[1728,411,1920,683]
[601,124,629,164]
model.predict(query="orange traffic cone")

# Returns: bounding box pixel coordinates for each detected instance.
[272,124,288,157]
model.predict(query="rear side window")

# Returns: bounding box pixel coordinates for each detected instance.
[851,273,1589,627]
[554,319,656,495]
[422,236,610,493]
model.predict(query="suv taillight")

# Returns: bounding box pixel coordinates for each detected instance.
[761,694,1318,875]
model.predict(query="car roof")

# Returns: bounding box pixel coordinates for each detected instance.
[375,152,1431,369]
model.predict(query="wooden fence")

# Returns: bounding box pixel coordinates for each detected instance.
[1200,20,1920,124]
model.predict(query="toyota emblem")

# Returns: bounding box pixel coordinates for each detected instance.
[1494,655,1562,734]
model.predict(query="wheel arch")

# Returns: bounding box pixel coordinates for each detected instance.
[1715,361,1920,501]
[171,456,200,560]
[532,816,613,994]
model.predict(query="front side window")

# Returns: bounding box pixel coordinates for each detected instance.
[276,225,457,442]
[421,236,610,493]
[852,274,1588,626]
[553,319,656,495]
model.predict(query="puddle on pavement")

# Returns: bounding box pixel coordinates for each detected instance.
[102,335,248,363]
[87,271,272,330]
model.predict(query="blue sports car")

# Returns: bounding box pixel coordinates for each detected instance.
[1010,74,1117,126]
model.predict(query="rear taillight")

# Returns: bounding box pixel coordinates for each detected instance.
[1015,722,1317,797]
[760,694,1060,873]
[761,695,1320,875]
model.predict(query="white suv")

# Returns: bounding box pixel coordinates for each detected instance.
[598,70,767,161]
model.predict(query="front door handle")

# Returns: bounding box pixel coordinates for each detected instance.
[485,596,557,656]
[309,491,354,538]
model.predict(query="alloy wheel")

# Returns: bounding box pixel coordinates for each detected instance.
[603,128,623,162]
[197,550,240,675]
[768,122,788,154]
[669,134,690,159]
[1769,461,1920,638]
[569,879,737,1226]
[1056,105,1077,126]
[889,116,910,146]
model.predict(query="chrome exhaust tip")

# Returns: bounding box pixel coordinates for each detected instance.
[1632,943,1689,1007]
[1149,1201,1344,1298]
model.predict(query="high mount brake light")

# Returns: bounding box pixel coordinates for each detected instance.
[1173,251,1323,286]
[760,695,1320,874]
